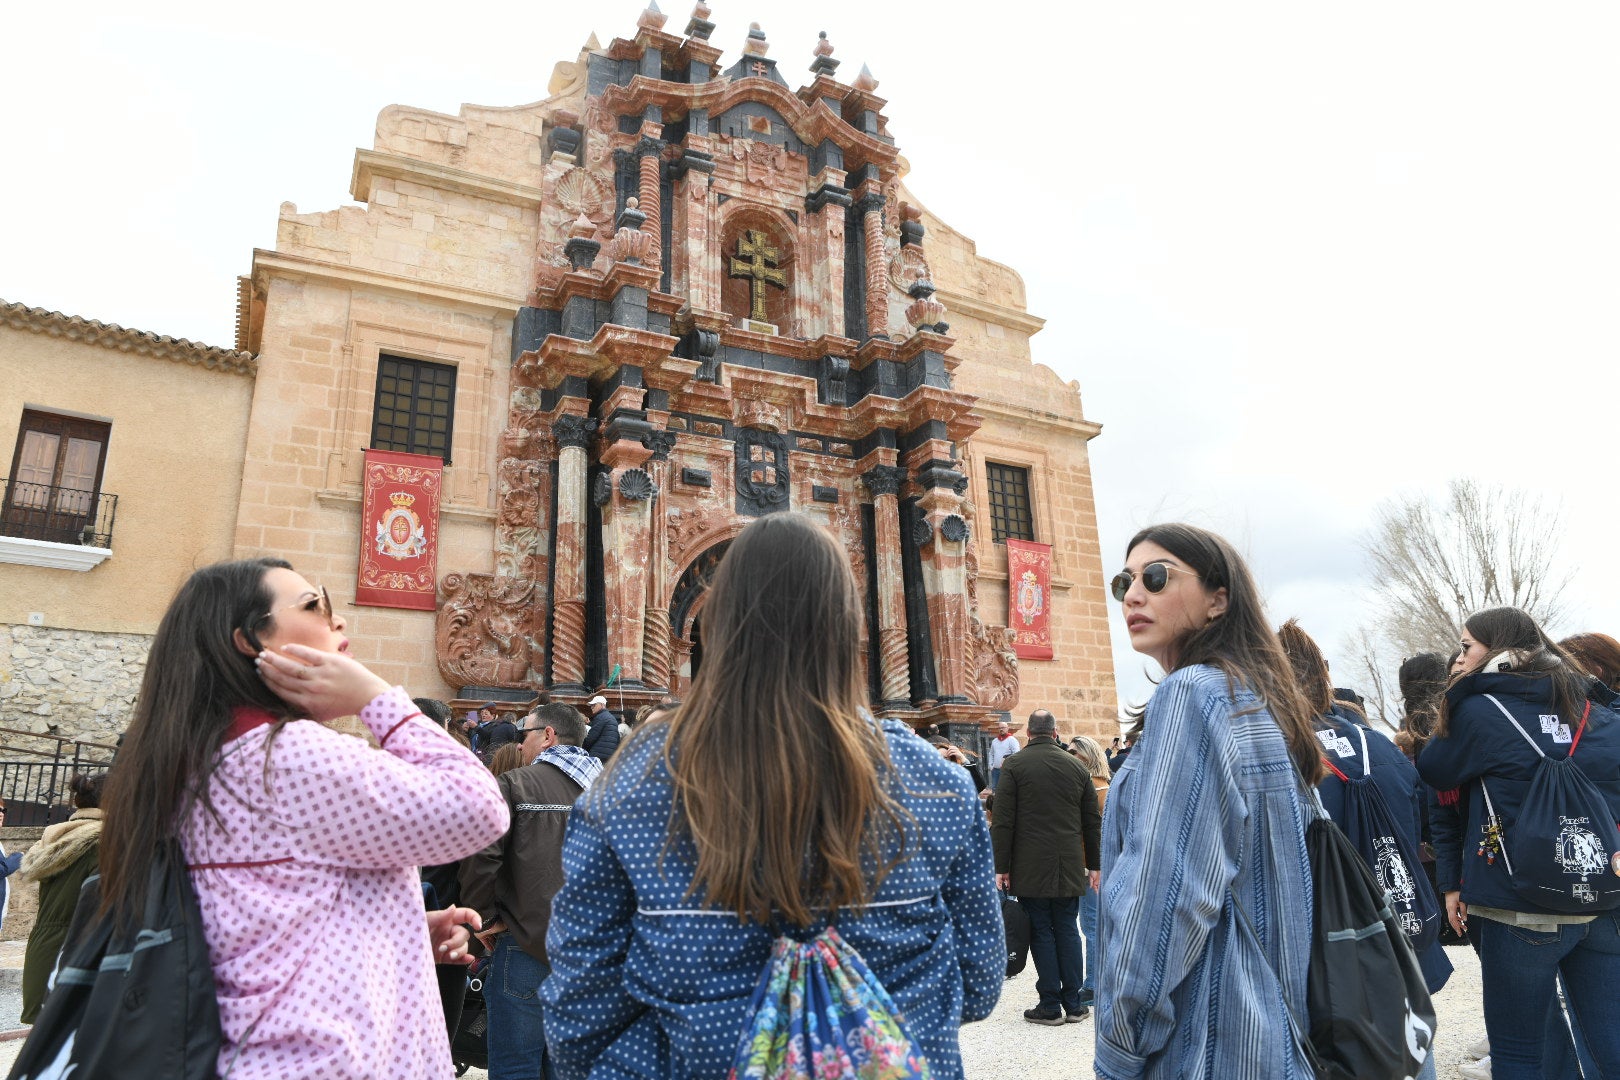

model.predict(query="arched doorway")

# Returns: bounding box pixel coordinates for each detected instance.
[668,540,729,696]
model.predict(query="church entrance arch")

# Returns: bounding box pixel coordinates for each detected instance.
[669,540,730,696]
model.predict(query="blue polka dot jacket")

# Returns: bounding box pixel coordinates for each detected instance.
[539,717,1005,1078]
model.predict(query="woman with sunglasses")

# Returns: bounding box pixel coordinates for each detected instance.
[1094,523,1323,1080]
[1417,607,1620,1080]
[539,513,1003,1079]
[98,558,509,1079]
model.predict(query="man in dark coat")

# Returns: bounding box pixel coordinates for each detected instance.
[461,703,603,1079]
[992,708,1102,1025]
[582,694,621,761]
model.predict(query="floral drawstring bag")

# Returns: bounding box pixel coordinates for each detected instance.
[728,924,932,1080]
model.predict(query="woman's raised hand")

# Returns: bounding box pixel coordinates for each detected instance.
[257,643,391,721]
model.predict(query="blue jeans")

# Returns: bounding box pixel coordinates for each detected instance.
[1079,890,1099,992]
[1020,895,1084,1012]
[1477,913,1620,1080]
[487,933,556,1080]
[990,767,1002,792]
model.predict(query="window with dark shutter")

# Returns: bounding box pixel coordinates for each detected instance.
[985,462,1035,543]
[3,409,115,545]
[370,355,456,464]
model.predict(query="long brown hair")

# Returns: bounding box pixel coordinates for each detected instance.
[1125,524,1325,785]
[1561,632,1620,688]
[100,559,297,926]
[1277,619,1335,721]
[657,513,911,926]
[1438,607,1588,737]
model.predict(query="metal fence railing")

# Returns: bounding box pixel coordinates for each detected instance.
[0,725,119,828]
[0,478,118,548]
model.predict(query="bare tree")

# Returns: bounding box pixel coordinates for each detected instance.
[1348,479,1569,727]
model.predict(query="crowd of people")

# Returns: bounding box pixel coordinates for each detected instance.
[7,513,1620,1080]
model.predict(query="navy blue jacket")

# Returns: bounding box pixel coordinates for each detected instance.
[1417,670,1620,914]
[1314,715,1452,992]
[583,707,621,761]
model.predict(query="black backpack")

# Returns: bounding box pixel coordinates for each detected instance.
[1238,795,1436,1080]
[8,841,221,1080]
[1320,724,1442,954]
[1477,695,1620,913]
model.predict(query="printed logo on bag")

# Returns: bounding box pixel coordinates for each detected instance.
[1573,883,1597,904]
[1556,816,1609,880]
[1373,835,1417,909]
[1541,715,1561,734]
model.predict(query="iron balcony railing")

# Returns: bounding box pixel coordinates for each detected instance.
[0,724,118,828]
[0,478,117,548]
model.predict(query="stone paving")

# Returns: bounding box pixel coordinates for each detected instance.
[0,941,1490,1077]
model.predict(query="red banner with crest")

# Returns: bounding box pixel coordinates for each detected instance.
[356,449,442,611]
[1005,539,1054,660]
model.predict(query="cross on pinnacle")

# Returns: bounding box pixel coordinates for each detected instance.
[728,229,786,322]
[750,60,768,76]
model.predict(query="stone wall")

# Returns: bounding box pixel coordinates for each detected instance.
[0,625,148,741]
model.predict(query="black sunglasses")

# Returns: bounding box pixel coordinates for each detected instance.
[1110,561,1198,602]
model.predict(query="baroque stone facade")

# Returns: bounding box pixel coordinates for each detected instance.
[233,7,1118,736]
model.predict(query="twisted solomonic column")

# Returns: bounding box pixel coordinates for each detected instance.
[549,413,595,689]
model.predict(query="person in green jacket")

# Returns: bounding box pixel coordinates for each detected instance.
[18,773,104,1024]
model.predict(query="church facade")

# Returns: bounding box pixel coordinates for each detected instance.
[230,7,1118,736]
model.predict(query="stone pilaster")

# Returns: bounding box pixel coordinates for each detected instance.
[863,463,911,707]
[549,413,594,691]
[805,178,851,340]
[916,482,971,701]
[600,437,656,686]
[640,430,678,691]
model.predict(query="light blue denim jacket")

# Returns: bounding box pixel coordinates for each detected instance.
[1096,666,1316,1080]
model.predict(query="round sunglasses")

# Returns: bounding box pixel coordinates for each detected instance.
[1110,561,1199,602]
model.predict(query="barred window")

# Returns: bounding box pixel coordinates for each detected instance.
[985,462,1034,543]
[371,355,455,464]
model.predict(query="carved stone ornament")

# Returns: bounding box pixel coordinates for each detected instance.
[552,414,596,449]
[912,517,934,547]
[618,468,657,501]
[592,469,614,507]
[952,474,969,496]
[940,514,969,543]
[735,429,791,514]
[861,464,907,498]
[436,572,540,688]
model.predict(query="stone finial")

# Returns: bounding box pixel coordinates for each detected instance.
[612,197,653,264]
[810,30,840,77]
[854,63,879,92]
[637,1,668,32]
[743,21,769,57]
[906,265,948,333]
[686,1,715,40]
[567,212,595,240]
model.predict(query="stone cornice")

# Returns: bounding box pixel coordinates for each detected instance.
[0,299,256,377]
[251,250,525,317]
[971,396,1102,440]
[350,149,544,209]
[932,288,1046,338]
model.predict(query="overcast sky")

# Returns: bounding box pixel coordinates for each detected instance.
[5,2,1617,717]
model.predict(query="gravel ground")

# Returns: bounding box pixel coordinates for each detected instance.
[963,942,1487,1078]
[0,945,1488,1078]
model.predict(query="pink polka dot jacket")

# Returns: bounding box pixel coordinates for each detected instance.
[181,687,509,1079]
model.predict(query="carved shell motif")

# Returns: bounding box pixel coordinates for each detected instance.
[555,167,611,221]
[618,468,656,501]
[592,470,614,507]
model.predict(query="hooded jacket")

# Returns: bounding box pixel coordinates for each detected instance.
[19,808,104,1022]
[1417,667,1620,914]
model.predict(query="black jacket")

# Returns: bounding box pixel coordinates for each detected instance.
[991,736,1102,897]
[584,708,621,761]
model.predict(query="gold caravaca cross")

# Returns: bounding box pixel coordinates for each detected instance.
[728,229,786,322]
